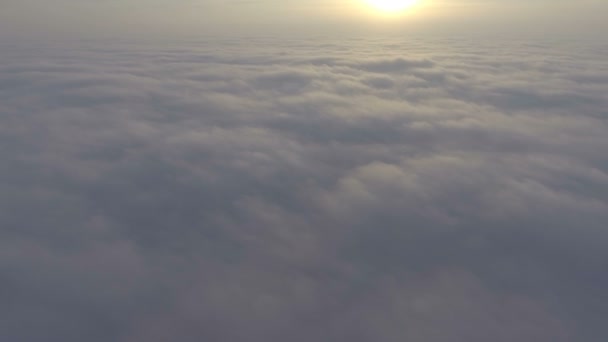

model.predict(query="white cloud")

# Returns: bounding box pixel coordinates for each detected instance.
[1,37,607,341]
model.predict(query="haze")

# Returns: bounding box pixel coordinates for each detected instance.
[1,0,607,341]
[2,0,607,38]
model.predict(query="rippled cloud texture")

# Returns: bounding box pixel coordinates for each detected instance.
[1,37,608,341]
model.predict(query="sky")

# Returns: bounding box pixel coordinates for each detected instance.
[1,0,608,38]
[1,1,608,342]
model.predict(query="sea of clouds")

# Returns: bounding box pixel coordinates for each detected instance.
[1,36,607,341]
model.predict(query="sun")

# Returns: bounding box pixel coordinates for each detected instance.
[365,0,419,13]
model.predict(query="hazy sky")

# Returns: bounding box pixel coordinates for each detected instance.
[2,0,607,38]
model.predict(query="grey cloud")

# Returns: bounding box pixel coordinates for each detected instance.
[1,37,608,341]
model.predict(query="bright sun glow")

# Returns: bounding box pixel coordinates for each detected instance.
[365,0,419,12]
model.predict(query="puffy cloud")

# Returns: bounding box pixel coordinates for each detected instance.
[1,37,607,341]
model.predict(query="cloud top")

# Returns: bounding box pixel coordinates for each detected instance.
[1,37,608,341]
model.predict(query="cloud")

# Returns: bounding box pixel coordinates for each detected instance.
[1,37,607,341]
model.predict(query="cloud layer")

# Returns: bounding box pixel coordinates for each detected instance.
[1,37,608,341]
